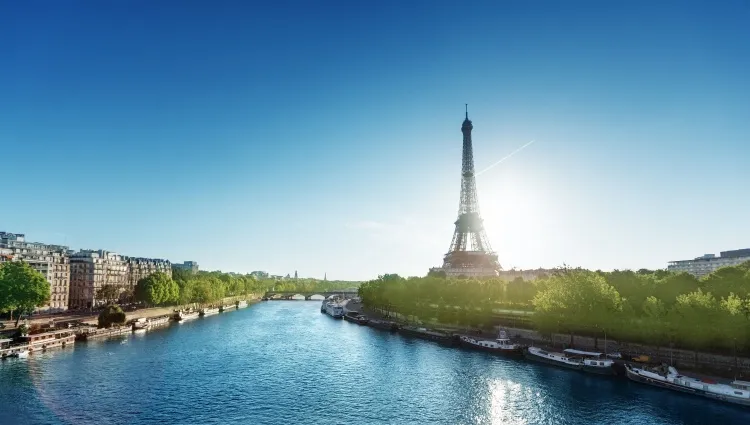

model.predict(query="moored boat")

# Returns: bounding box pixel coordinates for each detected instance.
[343,311,369,325]
[237,300,248,309]
[460,329,524,356]
[200,307,220,317]
[176,310,200,321]
[323,300,345,319]
[399,326,459,346]
[524,346,583,370]
[367,319,399,332]
[131,317,149,330]
[625,364,750,407]
[18,330,75,353]
[563,349,616,375]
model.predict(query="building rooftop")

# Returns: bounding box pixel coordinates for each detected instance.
[669,248,750,264]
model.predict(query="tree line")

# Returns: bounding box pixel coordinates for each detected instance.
[99,268,360,308]
[359,262,750,354]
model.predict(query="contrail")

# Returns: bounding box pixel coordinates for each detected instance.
[476,140,536,176]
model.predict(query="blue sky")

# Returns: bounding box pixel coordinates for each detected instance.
[2,1,749,280]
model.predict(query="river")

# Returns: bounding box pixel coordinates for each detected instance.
[1,301,749,425]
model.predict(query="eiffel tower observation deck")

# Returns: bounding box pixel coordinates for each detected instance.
[439,106,500,278]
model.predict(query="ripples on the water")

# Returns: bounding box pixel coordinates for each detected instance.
[1,302,750,425]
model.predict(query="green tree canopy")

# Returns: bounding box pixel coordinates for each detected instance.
[532,269,622,333]
[96,284,122,305]
[0,261,50,322]
[135,272,179,306]
[98,304,126,328]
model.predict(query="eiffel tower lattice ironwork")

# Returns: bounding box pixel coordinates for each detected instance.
[441,106,501,277]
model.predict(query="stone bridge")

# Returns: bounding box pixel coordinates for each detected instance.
[263,289,359,300]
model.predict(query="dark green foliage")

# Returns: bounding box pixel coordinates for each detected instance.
[96,284,121,305]
[98,304,126,328]
[0,261,50,322]
[135,272,180,306]
[360,263,750,354]
[141,268,362,307]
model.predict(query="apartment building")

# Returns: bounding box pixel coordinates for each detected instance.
[68,250,128,310]
[126,256,172,286]
[172,260,199,274]
[667,248,750,278]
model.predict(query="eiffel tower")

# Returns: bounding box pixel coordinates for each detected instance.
[440,106,500,277]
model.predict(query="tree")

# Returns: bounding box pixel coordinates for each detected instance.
[98,304,126,328]
[701,266,750,299]
[96,284,121,305]
[135,272,179,306]
[427,269,447,278]
[0,261,50,325]
[532,269,622,334]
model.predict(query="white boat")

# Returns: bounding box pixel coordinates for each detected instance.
[200,307,220,317]
[237,300,248,309]
[459,329,524,356]
[322,300,344,319]
[524,346,584,370]
[132,318,149,330]
[177,310,200,321]
[625,364,750,407]
[562,349,616,375]
[8,349,30,358]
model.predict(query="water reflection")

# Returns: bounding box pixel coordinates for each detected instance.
[0,302,749,425]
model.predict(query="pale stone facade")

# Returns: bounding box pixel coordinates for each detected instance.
[126,256,172,286]
[69,250,128,310]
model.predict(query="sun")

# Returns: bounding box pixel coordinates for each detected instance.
[476,175,541,268]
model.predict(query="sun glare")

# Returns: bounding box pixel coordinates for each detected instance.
[478,175,542,267]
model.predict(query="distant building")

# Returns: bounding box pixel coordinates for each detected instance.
[668,249,750,278]
[68,250,128,310]
[498,268,554,281]
[250,271,269,279]
[429,266,553,281]
[173,261,199,274]
[126,256,171,286]
[0,231,71,312]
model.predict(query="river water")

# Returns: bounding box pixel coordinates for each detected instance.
[1,301,749,425]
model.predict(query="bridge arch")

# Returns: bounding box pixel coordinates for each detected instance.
[308,294,325,300]
[290,294,306,300]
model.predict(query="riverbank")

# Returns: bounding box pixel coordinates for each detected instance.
[0,296,262,330]
[0,297,261,358]
[356,303,750,380]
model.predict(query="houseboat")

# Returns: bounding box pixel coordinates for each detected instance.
[0,338,29,359]
[176,310,200,321]
[131,318,149,330]
[459,329,524,356]
[343,311,369,325]
[131,316,171,330]
[562,348,616,375]
[625,364,750,407]
[200,307,220,317]
[237,300,248,309]
[19,330,75,353]
[147,315,171,328]
[322,300,345,319]
[524,346,584,370]
[367,319,400,332]
[399,326,460,346]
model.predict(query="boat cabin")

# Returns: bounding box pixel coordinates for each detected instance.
[563,349,614,367]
